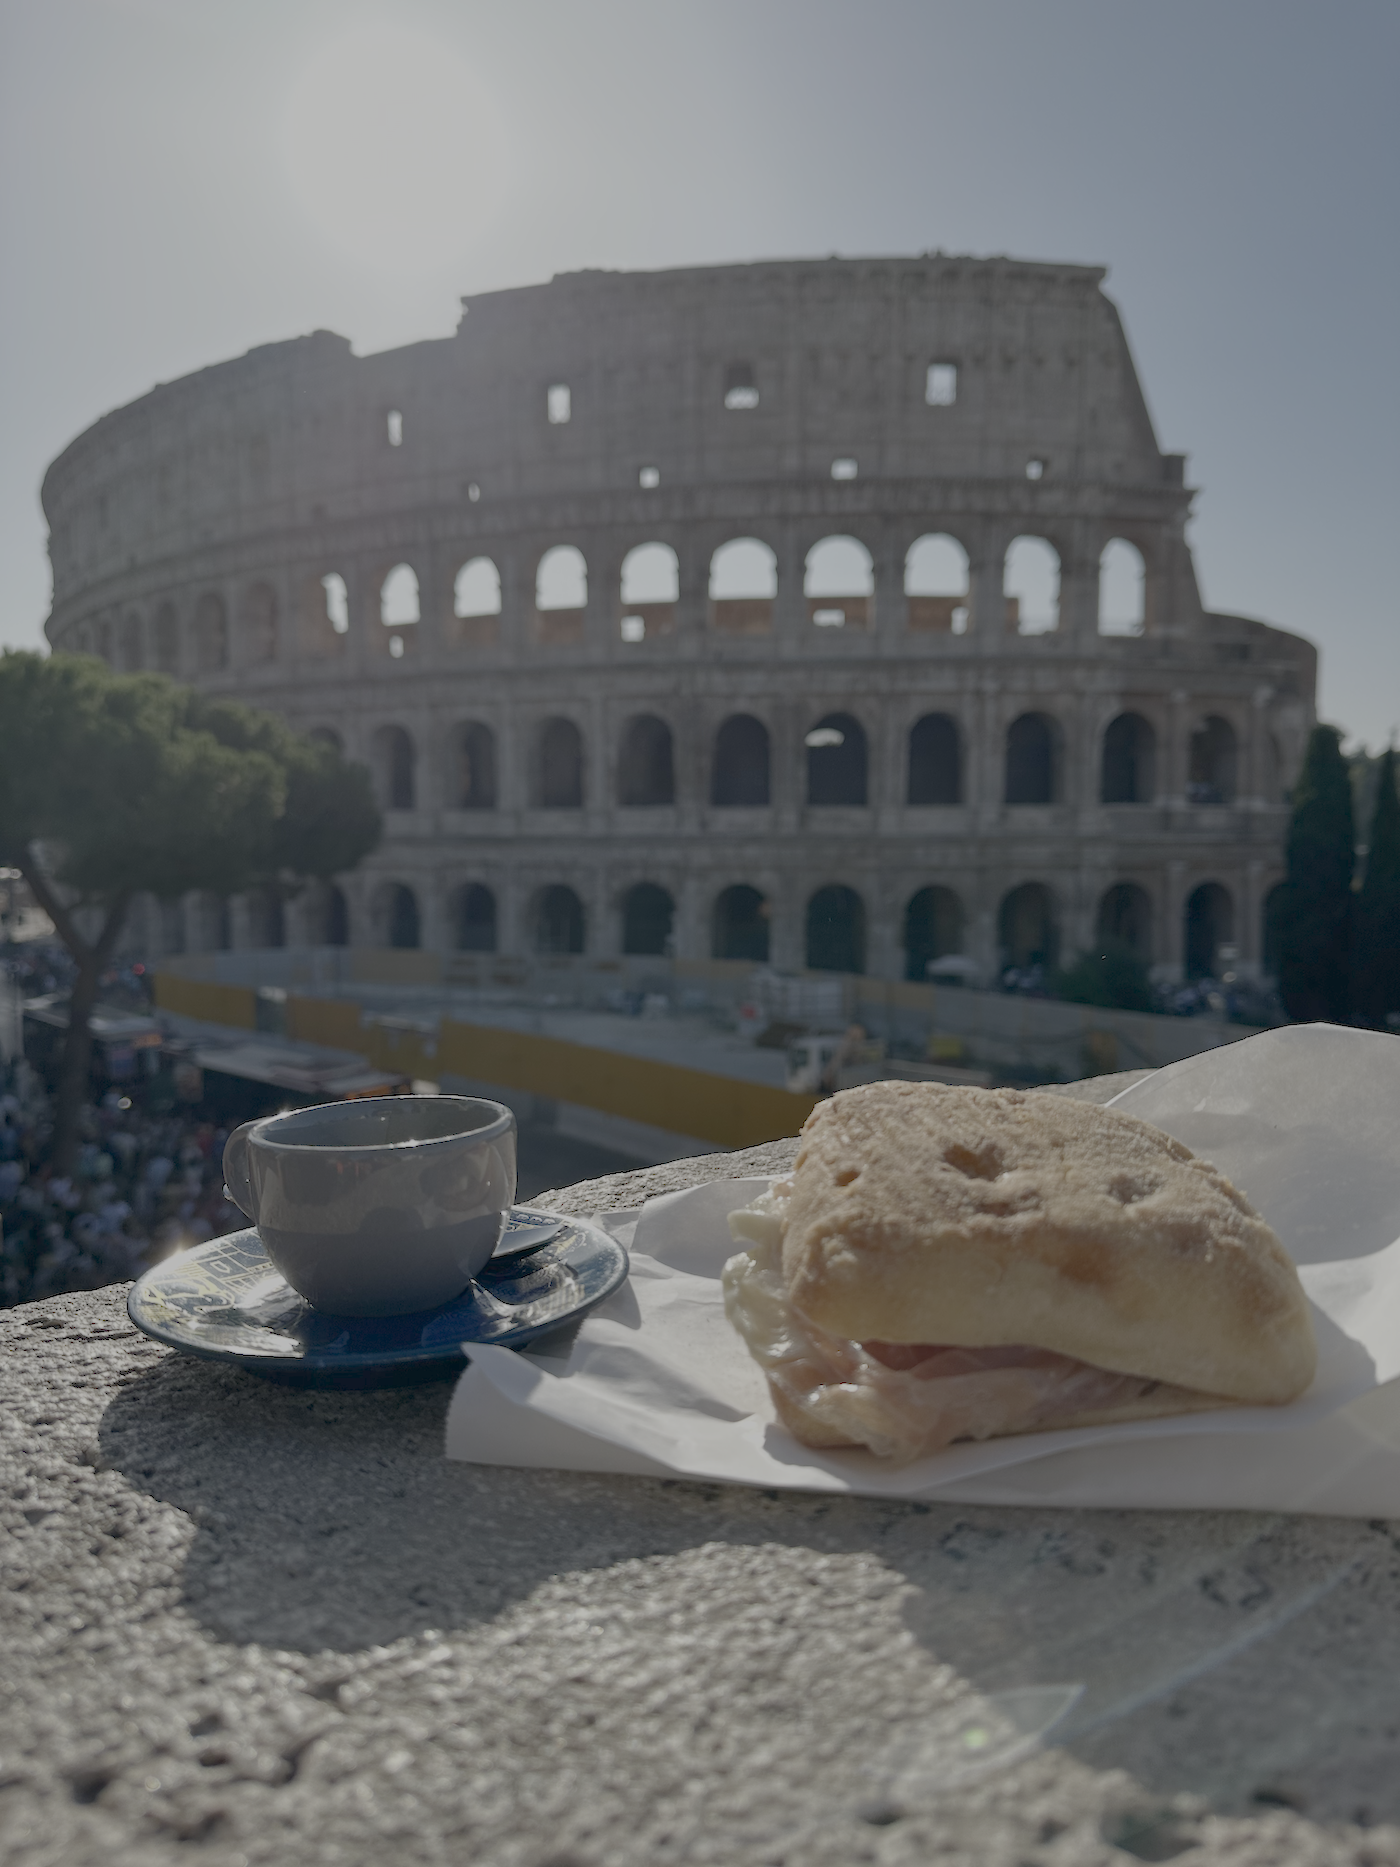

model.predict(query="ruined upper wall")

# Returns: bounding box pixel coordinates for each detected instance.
[42,256,1184,612]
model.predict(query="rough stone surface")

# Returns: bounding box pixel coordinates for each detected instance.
[3,1075,1398,1867]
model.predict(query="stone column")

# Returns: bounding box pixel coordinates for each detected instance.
[873,524,905,649]
[773,520,806,652]
[968,529,1007,647]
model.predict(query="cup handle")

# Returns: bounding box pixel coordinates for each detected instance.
[223,1122,258,1221]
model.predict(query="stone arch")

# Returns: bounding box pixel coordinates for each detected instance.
[536,717,584,808]
[806,711,868,808]
[1005,712,1059,804]
[372,724,417,811]
[907,713,961,805]
[1099,538,1146,636]
[621,882,674,956]
[194,592,228,671]
[903,886,964,982]
[1096,882,1153,959]
[153,602,180,673]
[1188,715,1238,805]
[240,581,278,662]
[536,545,587,645]
[535,884,585,954]
[1100,712,1156,804]
[247,886,285,949]
[904,533,970,634]
[454,720,497,810]
[709,538,776,635]
[806,884,866,975]
[374,881,420,950]
[999,882,1058,971]
[453,883,497,952]
[804,535,873,630]
[618,714,675,807]
[711,714,770,807]
[454,557,501,618]
[1004,536,1059,634]
[620,542,679,641]
[1184,881,1234,978]
[380,563,420,626]
[712,884,769,962]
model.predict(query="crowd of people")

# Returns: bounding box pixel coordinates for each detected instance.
[0,1054,244,1310]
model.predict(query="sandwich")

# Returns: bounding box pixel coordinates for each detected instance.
[722,1081,1316,1462]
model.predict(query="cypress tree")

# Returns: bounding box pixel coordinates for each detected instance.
[1352,747,1400,1027]
[1270,723,1354,1023]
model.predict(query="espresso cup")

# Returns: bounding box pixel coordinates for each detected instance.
[222,1095,516,1317]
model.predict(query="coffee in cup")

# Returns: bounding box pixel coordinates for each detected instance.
[222,1095,516,1317]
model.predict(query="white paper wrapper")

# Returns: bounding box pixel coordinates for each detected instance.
[445,1025,1400,1515]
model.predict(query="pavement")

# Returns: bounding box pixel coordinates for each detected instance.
[2,1071,1398,1867]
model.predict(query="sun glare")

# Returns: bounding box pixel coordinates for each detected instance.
[280,24,507,269]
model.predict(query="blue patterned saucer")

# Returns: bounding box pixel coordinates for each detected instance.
[126,1209,626,1387]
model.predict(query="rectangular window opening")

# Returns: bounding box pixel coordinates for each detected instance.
[926,362,957,406]
[386,409,404,447]
[831,457,858,481]
[1025,458,1046,481]
[547,383,571,425]
[638,466,660,489]
[620,615,646,643]
[813,607,846,627]
[724,362,759,410]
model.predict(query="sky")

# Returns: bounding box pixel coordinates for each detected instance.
[2,0,1397,745]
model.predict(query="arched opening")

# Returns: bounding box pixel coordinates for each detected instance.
[904,533,970,633]
[455,721,497,809]
[712,885,769,962]
[1096,883,1153,959]
[537,717,584,808]
[1100,713,1156,804]
[620,542,679,641]
[249,887,285,949]
[372,725,416,811]
[618,715,675,807]
[198,894,232,952]
[536,545,587,645]
[321,573,350,633]
[241,582,278,662]
[318,883,349,947]
[907,714,961,805]
[711,714,770,807]
[454,883,497,952]
[904,886,964,982]
[1099,538,1146,635]
[804,535,873,630]
[120,612,144,672]
[806,885,866,975]
[999,883,1058,972]
[154,602,180,673]
[806,712,867,807]
[536,885,585,954]
[1188,716,1238,805]
[386,883,420,950]
[621,883,674,956]
[1004,536,1059,634]
[454,557,501,618]
[194,592,228,671]
[709,538,776,635]
[380,564,420,626]
[1184,883,1233,979]
[1005,713,1057,804]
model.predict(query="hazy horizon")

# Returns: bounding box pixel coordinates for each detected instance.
[3,0,1396,744]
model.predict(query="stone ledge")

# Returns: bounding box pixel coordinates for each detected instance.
[2,1071,1397,1867]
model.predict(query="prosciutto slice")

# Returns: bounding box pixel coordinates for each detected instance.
[722,1199,1211,1464]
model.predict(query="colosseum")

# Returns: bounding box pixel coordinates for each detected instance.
[41,254,1315,987]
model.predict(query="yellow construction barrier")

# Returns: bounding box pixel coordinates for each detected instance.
[284,996,366,1051]
[152,974,257,1030]
[436,1019,816,1150]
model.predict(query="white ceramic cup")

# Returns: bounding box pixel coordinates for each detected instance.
[222,1095,517,1317]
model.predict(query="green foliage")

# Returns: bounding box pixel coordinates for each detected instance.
[1053,939,1155,1013]
[0,651,381,1166]
[1270,723,1354,1024]
[1352,746,1400,1027]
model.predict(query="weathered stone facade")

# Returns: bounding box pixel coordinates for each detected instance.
[42,255,1315,982]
